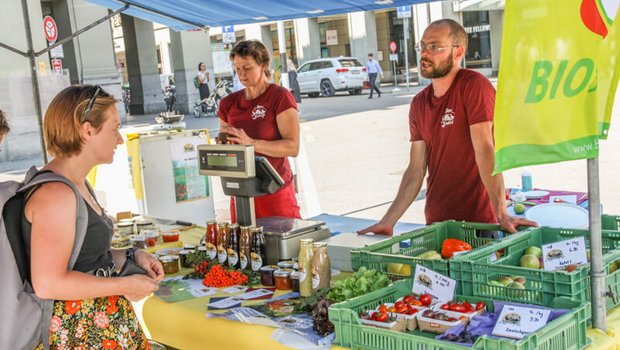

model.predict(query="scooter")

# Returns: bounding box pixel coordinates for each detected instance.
[193,79,232,118]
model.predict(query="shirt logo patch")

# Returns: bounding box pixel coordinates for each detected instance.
[441,108,455,128]
[251,105,267,120]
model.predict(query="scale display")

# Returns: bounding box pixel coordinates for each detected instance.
[198,144,255,178]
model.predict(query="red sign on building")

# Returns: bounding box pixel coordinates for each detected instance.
[43,16,58,43]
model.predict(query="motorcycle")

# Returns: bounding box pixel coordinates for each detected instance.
[193,79,232,118]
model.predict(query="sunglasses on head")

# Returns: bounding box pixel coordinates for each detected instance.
[81,85,110,123]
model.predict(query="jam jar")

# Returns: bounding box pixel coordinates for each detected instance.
[274,269,292,290]
[159,255,179,274]
[259,265,277,286]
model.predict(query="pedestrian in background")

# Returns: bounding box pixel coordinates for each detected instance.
[366,53,383,99]
[287,60,302,103]
[197,62,210,100]
[0,109,9,146]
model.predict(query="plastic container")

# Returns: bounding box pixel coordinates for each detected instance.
[450,226,620,307]
[329,278,590,350]
[162,231,180,243]
[144,230,159,247]
[351,220,507,277]
[521,169,533,192]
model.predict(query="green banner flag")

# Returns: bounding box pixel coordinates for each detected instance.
[494,0,620,174]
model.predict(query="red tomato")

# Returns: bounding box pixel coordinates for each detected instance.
[375,311,388,322]
[379,304,387,313]
[476,301,486,311]
[450,304,467,313]
[397,305,408,314]
[440,303,450,310]
[420,294,432,306]
[395,301,404,309]
[408,307,418,315]
[402,295,414,305]
[462,301,475,312]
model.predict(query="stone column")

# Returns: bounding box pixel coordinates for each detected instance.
[169,29,212,114]
[294,18,320,65]
[347,11,378,65]
[121,14,165,115]
[489,10,504,76]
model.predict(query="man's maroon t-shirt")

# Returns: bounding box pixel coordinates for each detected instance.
[218,84,297,187]
[409,69,496,224]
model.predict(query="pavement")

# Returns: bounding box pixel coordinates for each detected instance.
[2,81,620,227]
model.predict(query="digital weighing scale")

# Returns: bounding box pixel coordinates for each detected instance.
[197,144,330,264]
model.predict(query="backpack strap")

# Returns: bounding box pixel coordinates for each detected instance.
[19,170,89,350]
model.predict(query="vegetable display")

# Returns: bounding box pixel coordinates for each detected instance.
[441,238,472,259]
[327,267,390,303]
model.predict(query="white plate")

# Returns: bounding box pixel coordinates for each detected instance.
[522,190,550,199]
[525,203,588,229]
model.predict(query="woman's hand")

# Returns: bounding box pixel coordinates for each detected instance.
[135,250,165,282]
[121,275,159,301]
[222,125,254,145]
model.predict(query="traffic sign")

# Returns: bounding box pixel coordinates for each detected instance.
[51,58,63,75]
[389,41,397,53]
[43,16,58,43]
[222,25,236,44]
[397,6,411,18]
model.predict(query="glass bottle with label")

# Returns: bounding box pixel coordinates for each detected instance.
[217,222,229,265]
[250,227,266,272]
[227,223,240,268]
[298,238,314,297]
[205,221,218,261]
[311,242,331,292]
[239,225,252,270]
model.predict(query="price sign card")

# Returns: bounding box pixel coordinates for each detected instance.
[492,305,551,339]
[236,288,274,300]
[542,237,587,271]
[222,285,248,294]
[411,265,456,302]
[207,297,242,310]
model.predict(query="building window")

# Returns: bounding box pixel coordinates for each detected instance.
[463,11,492,69]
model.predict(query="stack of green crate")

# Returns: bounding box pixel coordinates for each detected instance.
[350,220,516,277]
[450,226,620,309]
[329,278,590,350]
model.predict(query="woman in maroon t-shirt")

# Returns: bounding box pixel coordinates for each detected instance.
[217,40,301,221]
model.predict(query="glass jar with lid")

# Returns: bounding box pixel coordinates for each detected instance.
[311,242,331,291]
[298,238,314,297]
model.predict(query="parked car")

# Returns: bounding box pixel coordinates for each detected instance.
[296,57,366,97]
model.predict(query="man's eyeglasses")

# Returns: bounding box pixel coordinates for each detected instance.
[81,85,110,123]
[414,43,459,55]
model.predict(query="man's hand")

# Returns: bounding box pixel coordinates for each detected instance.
[499,215,538,233]
[357,221,394,236]
[135,250,165,282]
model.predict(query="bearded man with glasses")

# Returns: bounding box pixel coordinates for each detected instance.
[360,19,537,236]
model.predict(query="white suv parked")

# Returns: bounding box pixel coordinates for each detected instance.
[296,57,366,97]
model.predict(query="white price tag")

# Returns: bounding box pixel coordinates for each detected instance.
[208,297,242,309]
[222,286,248,294]
[189,287,218,298]
[411,265,457,302]
[492,305,551,339]
[236,288,273,300]
[542,237,587,271]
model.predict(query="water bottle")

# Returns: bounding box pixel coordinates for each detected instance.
[521,169,533,192]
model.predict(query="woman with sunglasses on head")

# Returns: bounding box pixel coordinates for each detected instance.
[218,40,301,221]
[28,85,163,349]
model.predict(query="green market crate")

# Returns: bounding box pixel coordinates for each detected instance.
[329,278,590,350]
[450,226,620,308]
[351,220,516,278]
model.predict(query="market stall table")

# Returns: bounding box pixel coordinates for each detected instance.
[133,216,620,350]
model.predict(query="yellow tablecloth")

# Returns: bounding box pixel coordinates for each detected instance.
[136,226,620,350]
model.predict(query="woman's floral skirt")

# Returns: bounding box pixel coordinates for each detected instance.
[35,295,150,350]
